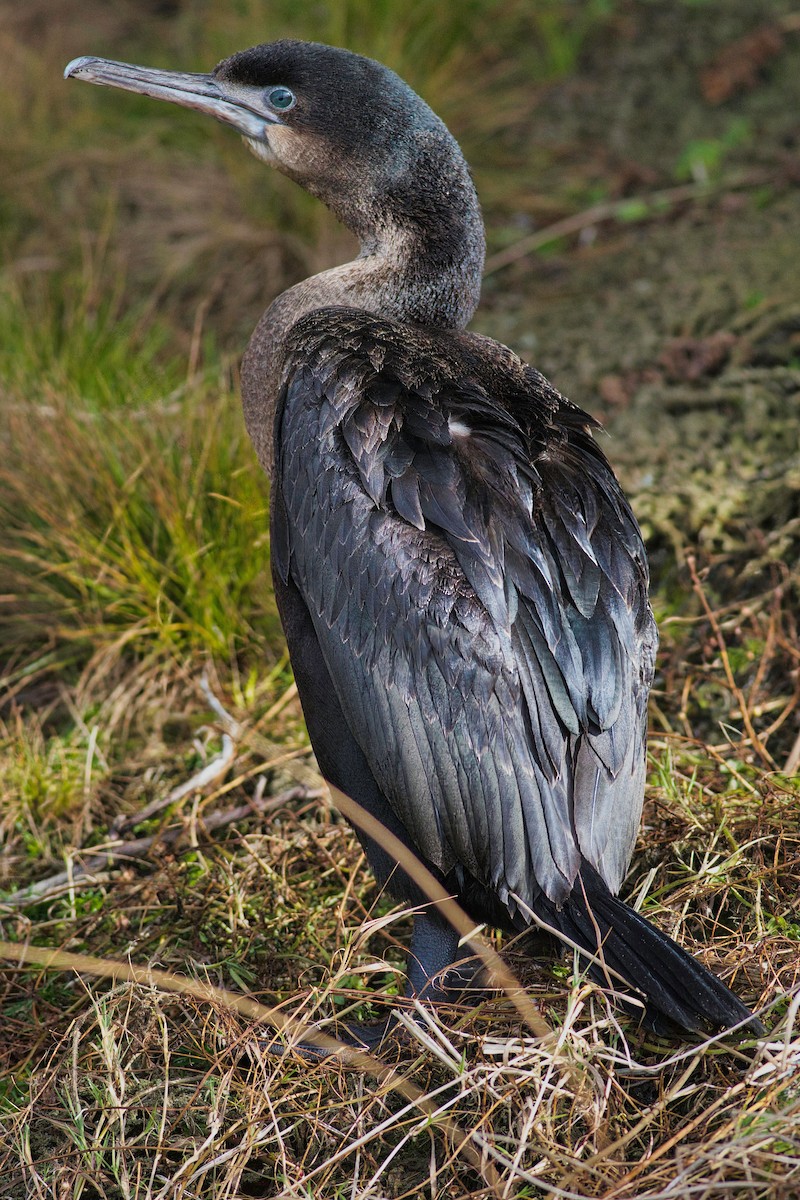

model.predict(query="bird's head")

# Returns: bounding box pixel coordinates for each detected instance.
[64,40,482,256]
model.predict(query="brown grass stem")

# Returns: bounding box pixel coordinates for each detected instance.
[0,939,502,1193]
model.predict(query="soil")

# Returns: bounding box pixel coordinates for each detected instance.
[477,0,800,606]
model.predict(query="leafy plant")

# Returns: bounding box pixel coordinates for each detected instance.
[675,117,753,184]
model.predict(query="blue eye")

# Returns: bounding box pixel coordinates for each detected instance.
[268,86,296,111]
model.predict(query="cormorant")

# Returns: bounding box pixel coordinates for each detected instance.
[65,41,760,1043]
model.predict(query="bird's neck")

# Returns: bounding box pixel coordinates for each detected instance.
[241,205,485,476]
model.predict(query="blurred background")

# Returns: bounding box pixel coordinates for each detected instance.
[2,0,799,910]
[2,0,799,700]
[2,4,800,1194]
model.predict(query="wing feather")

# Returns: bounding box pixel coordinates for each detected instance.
[274,311,656,907]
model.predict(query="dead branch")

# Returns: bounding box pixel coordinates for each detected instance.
[2,786,322,908]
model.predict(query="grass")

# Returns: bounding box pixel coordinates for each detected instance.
[1,364,276,683]
[2,0,800,1196]
[0,766,796,1198]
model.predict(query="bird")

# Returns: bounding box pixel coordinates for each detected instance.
[65,40,760,1045]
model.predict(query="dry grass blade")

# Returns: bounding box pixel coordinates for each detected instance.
[0,939,502,1194]
[1,786,320,906]
[686,556,776,769]
[329,785,551,1041]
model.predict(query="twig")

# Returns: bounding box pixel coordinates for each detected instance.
[261,681,298,725]
[483,174,768,276]
[784,729,800,775]
[199,670,241,736]
[109,672,240,837]
[780,12,800,33]
[0,940,501,1194]
[686,555,776,769]
[111,734,238,837]
[2,786,321,907]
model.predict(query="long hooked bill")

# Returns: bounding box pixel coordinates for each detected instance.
[64,56,275,140]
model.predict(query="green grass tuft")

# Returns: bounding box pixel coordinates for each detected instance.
[0,361,278,693]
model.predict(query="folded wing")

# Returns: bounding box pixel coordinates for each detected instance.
[273,311,657,911]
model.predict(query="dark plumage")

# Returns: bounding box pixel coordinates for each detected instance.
[65,40,760,1043]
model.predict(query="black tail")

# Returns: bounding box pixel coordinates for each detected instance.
[536,863,762,1035]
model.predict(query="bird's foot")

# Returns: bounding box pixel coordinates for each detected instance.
[438,954,489,1000]
[263,1011,407,1061]
[262,975,486,1062]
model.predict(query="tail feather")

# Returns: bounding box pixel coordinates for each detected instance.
[537,862,762,1035]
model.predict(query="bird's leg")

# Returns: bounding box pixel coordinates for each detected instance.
[405,908,481,1001]
[270,910,482,1059]
[309,910,481,1053]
